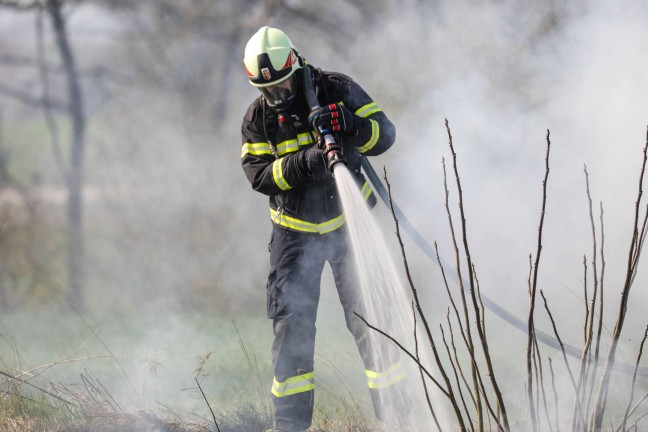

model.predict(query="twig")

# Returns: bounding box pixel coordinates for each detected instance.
[541,290,586,432]
[0,369,75,406]
[534,329,554,432]
[582,166,603,421]
[353,311,449,398]
[527,129,551,432]
[412,302,441,431]
[589,202,607,417]
[549,358,561,432]
[233,320,271,419]
[72,307,143,405]
[621,325,648,431]
[195,377,220,432]
[582,255,590,345]
[622,391,648,432]
[4,329,98,393]
[591,127,648,430]
[383,166,466,430]
[446,118,509,431]
[442,151,483,430]
[442,316,475,432]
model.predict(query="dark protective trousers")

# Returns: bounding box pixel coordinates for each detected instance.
[266,225,408,432]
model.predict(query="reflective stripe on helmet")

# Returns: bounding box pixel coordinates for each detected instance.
[356,119,379,154]
[271,372,315,398]
[365,362,406,389]
[241,141,272,158]
[272,159,291,191]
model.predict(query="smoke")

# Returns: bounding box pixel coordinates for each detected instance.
[333,0,648,427]
[2,0,648,428]
[357,0,648,320]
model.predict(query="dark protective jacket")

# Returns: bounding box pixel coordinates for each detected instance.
[241,65,396,234]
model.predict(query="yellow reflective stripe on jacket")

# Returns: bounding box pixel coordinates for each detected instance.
[272,372,315,398]
[356,119,379,154]
[270,208,345,234]
[272,159,292,191]
[268,181,372,234]
[241,142,272,158]
[276,133,315,156]
[365,362,406,389]
[355,102,382,118]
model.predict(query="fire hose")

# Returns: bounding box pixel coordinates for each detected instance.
[301,64,646,375]
[360,156,648,377]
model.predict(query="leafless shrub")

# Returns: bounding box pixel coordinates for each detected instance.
[360,124,648,432]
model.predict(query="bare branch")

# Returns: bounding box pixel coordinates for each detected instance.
[413,302,442,431]
[591,126,648,430]
[446,118,509,431]
[621,325,648,431]
[382,166,466,430]
[527,129,551,432]
[195,377,220,432]
[353,310,450,399]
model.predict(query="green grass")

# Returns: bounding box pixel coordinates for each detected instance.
[0,308,381,431]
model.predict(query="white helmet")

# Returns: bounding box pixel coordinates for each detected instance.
[244,27,303,108]
[244,26,302,87]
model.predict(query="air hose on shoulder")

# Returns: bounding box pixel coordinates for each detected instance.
[302,66,345,171]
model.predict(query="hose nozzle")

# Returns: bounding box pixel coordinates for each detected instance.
[325,149,345,171]
[322,135,346,171]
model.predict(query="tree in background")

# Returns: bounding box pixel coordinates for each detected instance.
[0,0,86,311]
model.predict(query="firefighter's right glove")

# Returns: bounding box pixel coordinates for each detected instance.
[308,103,357,135]
[299,145,329,181]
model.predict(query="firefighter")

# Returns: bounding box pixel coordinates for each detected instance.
[240,26,408,432]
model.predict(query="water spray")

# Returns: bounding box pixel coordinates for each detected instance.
[301,65,426,428]
[360,156,648,377]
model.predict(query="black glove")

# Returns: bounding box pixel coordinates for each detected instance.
[299,145,329,181]
[308,103,357,134]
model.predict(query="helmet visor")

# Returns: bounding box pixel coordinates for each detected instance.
[260,75,297,108]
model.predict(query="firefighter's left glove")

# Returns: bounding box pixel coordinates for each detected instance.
[299,146,329,181]
[308,103,357,134]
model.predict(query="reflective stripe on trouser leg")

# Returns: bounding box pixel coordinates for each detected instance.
[271,373,315,430]
[272,372,315,397]
[326,227,410,422]
[366,362,411,424]
[365,361,406,389]
[268,226,327,431]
